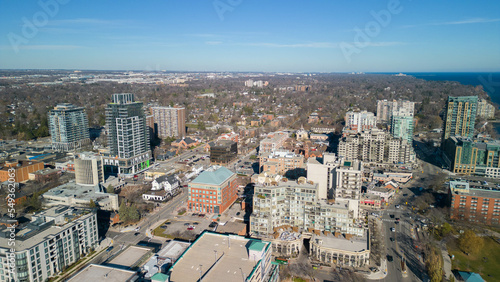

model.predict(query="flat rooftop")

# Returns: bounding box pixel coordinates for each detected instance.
[169,232,270,282]
[68,264,137,282]
[312,232,369,253]
[157,240,191,259]
[108,246,152,268]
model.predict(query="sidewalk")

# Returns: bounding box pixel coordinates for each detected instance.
[365,259,388,280]
[440,243,452,279]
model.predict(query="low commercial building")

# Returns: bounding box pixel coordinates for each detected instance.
[29,168,61,183]
[210,140,238,166]
[310,231,370,267]
[68,264,138,282]
[0,206,98,282]
[259,132,288,153]
[188,166,238,214]
[373,172,412,183]
[449,180,500,225]
[43,180,119,211]
[168,231,278,282]
[0,159,44,183]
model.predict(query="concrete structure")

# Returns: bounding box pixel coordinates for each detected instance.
[442,137,500,177]
[391,115,414,143]
[143,240,191,279]
[74,152,104,186]
[334,160,363,201]
[108,245,152,269]
[344,110,376,133]
[442,96,478,142]
[105,93,151,176]
[68,264,138,282]
[210,140,238,166]
[0,206,98,282]
[48,103,90,151]
[376,100,415,123]
[259,150,305,177]
[338,128,416,165]
[259,132,289,154]
[477,99,495,120]
[43,180,119,211]
[168,231,278,282]
[28,168,61,183]
[150,106,186,138]
[0,159,44,183]
[449,180,500,225]
[373,172,412,183]
[250,178,364,238]
[310,231,370,267]
[307,153,340,200]
[188,166,238,214]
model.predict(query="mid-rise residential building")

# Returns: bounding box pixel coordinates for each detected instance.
[344,110,376,133]
[168,231,278,282]
[0,206,98,282]
[188,166,237,214]
[338,128,415,165]
[306,153,339,200]
[250,178,364,238]
[259,132,289,154]
[48,103,90,151]
[442,96,478,142]
[210,140,238,166]
[259,150,305,177]
[449,181,500,226]
[477,98,496,120]
[74,152,104,186]
[104,93,151,175]
[391,115,414,143]
[442,137,500,177]
[150,106,186,138]
[334,160,363,201]
[376,100,415,123]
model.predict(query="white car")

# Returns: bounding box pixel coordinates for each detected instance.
[390,228,395,232]
[135,227,141,231]
[395,205,400,209]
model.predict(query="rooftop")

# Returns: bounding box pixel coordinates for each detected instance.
[190,166,235,186]
[169,232,270,282]
[108,246,152,268]
[68,264,137,282]
[312,232,369,253]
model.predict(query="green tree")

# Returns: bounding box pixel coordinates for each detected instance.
[106,185,114,194]
[197,121,206,130]
[89,199,97,208]
[127,204,140,222]
[118,201,129,223]
[458,230,484,255]
[425,246,444,282]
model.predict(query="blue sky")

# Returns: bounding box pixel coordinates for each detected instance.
[0,0,499,72]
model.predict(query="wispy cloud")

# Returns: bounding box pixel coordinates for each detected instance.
[205,41,223,45]
[0,45,83,50]
[234,41,405,48]
[402,18,500,28]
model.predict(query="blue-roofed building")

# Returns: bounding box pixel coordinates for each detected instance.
[188,166,237,214]
[456,271,485,282]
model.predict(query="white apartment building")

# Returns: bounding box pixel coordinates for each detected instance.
[376,99,415,123]
[334,160,363,201]
[344,110,376,133]
[0,206,98,282]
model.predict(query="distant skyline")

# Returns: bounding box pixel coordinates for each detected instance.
[1,0,499,72]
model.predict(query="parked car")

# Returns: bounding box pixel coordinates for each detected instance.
[387,255,393,262]
[390,237,394,242]
[390,228,395,232]
[135,227,141,231]
[184,223,191,226]
[209,222,218,228]
[106,246,114,252]
[187,227,194,231]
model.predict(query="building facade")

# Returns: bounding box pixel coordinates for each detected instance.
[0,206,98,282]
[0,160,44,183]
[391,115,414,143]
[449,181,500,225]
[310,232,370,267]
[477,99,495,120]
[150,106,186,139]
[74,152,104,186]
[48,103,90,151]
[188,166,237,214]
[344,110,376,133]
[334,160,363,201]
[104,93,151,175]
[376,100,415,123]
[210,140,238,166]
[259,150,305,176]
[259,132,289,154]
[442,96,478,142]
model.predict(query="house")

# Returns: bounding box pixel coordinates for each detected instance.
[455,271,485,282]
[152,174,179,194]
[171,137,199,150]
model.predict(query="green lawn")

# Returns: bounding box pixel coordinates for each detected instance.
[447,236,500,279]
[152,220,170,238]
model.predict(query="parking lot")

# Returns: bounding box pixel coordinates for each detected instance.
[153,213,214,240]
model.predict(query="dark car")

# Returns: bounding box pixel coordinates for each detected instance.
[106,246,114,252]
[236,212,240,216]
[390,237,394,242]
[134,232,140,236]
[209,222,218,228]
[192,222,199,225]
[390,214,395,218]
[198,214,205,217]
[184,223,191,226]
[387,255,393,262]
[192,213,198,216]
